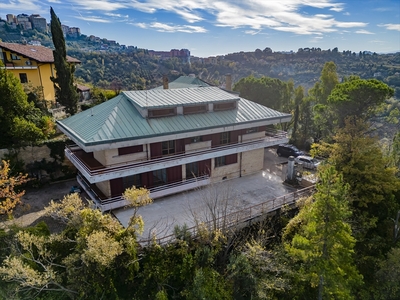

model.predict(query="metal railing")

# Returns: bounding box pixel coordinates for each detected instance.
[66,130,288,178]
[139,185,315,245]
[78,173,211,211]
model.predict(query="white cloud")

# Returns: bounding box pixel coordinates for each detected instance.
[104,13,129,18]
[244,30,261,35]
[65,0,367,36]
[75,16,111,23]
[379,23,400,32]
[133,22,207,33]
[355,29,374,35]
[0,0,42,12]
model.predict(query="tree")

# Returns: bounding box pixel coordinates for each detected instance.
[0,62,54,147]
[312,119,400,288]
[290,85,304,145]
[50,7,79,116]
[0,160,29,217]
[284,166,362,299]
[328,77,394,127]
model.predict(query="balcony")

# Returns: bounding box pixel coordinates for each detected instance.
[78,173,211,212]
[67,129,288,184]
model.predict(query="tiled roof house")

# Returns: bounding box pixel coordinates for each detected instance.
[0,41,80,103]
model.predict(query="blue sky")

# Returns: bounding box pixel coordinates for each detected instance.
[1,0,399,57]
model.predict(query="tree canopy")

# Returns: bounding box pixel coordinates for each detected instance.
[0,63,55,148]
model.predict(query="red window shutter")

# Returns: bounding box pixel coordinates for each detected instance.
[150,142,162,159]
[226,153,237,165]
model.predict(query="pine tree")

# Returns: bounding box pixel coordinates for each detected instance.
[284,166,362,299]
[50,7,79,115]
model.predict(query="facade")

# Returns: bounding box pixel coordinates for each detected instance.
[30,14,47,32]
[0,41,80,104]
[57,86,291,211]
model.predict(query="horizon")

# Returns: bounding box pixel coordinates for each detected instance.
[1,0,399,57]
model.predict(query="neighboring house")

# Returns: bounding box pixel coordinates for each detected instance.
[76,84,91,102]
[153,75,211,90]
[0,41,80,104]
[57,86,291,211]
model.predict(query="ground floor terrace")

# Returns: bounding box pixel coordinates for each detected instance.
[113,147,313,242]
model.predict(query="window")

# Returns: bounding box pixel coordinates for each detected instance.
[162,141,175,155]
[123,174,142,189]
[215,156,226,167]
[118,145,142,156]
[11,54,20,60]
[246,127,258,134]
[214,102,236,111]
[191,136,202,143]
[152,169,167,186]
[215,154,237,168]
[186,162,199,179]
[148,108,176,118]
[183,105,207,114]
[19,73,28,83]
[220,132,230,145]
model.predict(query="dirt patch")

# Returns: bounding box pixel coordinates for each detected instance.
[14,179,79,218]
[1,179,80,232]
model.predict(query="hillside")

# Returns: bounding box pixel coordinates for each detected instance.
[1,27,399,96]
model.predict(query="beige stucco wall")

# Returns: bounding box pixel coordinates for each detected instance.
[240,148,264,176]
[185,140,211,153]
[94,148,147,167]
[210,154,240,182]
[242,131,265,142]
[95,181,111,198]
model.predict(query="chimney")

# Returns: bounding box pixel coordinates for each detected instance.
[163,75,169,89]
[225,74,232,91]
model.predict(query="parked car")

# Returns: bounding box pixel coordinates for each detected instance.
[295,155,321,170]
[276,144,304,158]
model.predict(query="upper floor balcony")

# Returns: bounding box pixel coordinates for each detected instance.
[66,129,288,184]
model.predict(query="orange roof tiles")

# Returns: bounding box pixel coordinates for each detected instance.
[0,41,80,63]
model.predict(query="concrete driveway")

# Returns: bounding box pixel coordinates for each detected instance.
[113,147,295,240]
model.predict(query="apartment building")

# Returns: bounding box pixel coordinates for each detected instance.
[57,86,291,211]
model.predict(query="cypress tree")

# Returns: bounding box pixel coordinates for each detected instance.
[50,7,79,115]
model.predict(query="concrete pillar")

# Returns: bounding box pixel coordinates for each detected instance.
[286,156,295,181]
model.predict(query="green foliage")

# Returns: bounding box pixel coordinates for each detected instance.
[284,166,362,299]
[0,62,53,148]
[50,7,79,116]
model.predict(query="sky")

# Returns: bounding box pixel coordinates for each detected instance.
[1,0,399,57]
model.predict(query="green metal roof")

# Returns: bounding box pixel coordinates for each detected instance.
[124,87,238,109]
[153,76,211,89]
[57,88,291,147]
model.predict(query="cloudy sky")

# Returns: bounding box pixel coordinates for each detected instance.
[1,0,399,57]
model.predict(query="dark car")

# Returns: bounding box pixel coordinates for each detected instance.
[276,144,303,158]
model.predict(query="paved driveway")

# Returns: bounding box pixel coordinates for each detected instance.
[113,148,296,240]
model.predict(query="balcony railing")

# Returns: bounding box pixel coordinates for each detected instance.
[67,129,288,183]
[78,173,211,212]
[139,185,315,245]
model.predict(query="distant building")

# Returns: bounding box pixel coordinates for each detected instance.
[6,14,16,24]
[149,48,191,63]
[30,14,47,32]
[61,24,69,37]
[16,14,32,30]
[67,27,81,38]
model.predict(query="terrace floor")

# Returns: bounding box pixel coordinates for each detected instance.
[113,147,299,241]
